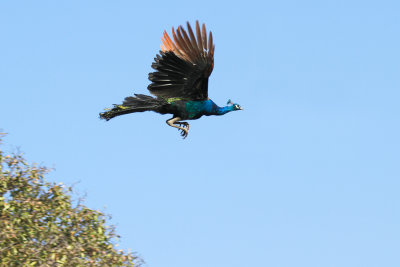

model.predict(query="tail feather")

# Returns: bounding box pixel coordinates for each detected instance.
[99,94,167,121]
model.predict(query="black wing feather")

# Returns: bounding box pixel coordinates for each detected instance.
[147,21,214,101]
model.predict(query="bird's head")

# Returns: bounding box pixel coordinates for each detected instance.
[227,99,243,111]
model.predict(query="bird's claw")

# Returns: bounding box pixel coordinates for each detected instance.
[179,128,188,139]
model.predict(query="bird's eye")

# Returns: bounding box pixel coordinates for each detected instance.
[235,105,239,109]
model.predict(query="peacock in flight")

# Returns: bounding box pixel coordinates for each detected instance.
[99,21,243,138]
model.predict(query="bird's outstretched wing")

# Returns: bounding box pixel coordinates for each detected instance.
[148,21,215,101]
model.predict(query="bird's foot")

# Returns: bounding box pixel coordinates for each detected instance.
[176,122,190,131]
[176,122,189,139]
[166,117,190,139]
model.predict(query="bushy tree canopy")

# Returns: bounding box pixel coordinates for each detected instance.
[0,134,141,266]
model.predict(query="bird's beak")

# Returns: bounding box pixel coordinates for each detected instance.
[239,107,243,110]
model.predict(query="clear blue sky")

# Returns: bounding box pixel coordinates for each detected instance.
[1,1,399,266]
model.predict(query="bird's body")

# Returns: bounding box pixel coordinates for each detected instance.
[101,97,235,120]
[100,21,242,138]
[167,99,234,119]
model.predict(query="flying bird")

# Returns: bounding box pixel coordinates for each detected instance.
[99,21,243,138]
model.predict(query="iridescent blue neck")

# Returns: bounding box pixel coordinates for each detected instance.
[216,105,234,115]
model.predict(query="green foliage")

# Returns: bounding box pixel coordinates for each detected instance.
[0,134,141,266]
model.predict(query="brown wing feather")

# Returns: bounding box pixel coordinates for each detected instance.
[176,27,193,62]
[149,21,214,100]
[187,22,201,58]
[208,32,213,57]
[196,22,204,54]
[202,23,207,51]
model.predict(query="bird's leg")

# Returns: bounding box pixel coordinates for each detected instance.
[166,117,190,139]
